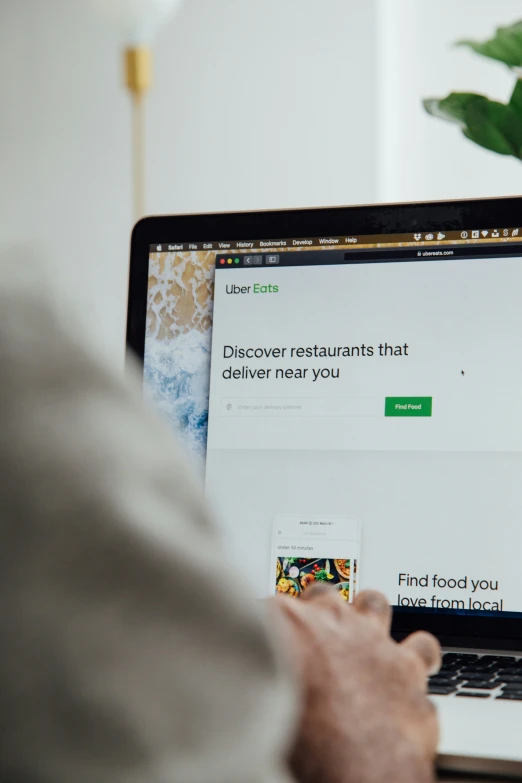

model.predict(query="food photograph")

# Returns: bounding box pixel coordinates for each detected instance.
[275,557,358,601]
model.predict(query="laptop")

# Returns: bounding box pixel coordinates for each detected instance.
[127,198,522,778]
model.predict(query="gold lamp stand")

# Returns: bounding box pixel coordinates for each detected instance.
[124,47,152,221]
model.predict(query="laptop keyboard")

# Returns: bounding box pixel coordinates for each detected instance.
[429,652,522,700]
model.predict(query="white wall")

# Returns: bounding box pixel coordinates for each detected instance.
[0,0,378,359]
[2,0,522,360]
[378,0,522,203]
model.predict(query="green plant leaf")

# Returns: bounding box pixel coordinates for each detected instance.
[423,93,478,128]
[423,92,522,159]
[457,20,522,68]
[509,78,522,114]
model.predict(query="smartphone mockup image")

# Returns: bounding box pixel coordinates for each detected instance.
[272,514,361,602]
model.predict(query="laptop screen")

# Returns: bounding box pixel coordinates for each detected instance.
[144,227,522,614]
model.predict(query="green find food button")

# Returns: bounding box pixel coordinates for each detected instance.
[385,397,432,417]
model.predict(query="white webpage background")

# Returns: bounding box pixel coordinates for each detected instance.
[205,255,522,609]
[207,257,522,453]
[206,448,522,608]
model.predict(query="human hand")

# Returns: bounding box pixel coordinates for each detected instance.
[275,587,441,783]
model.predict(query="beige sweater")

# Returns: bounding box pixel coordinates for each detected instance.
[0,254,296,783]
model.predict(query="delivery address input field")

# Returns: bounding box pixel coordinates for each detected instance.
[221,397,379,417]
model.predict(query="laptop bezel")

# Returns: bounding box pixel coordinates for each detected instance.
[127,196,522,650]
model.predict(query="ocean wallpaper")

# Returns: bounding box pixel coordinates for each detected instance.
[144,250,215,474]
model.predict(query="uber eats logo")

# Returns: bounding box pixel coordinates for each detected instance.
[225,283,279,295]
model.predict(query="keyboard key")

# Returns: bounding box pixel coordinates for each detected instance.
[440,660,461,667]
[461,681,497,690]
[496,661,522,667]
[479,657,514,667]
[430,672,457,679]
[456,672,494,681]
[456,691,490,698]
[497,693,522,701]
[500,684,522,693]
[428,685,457,695]
[496,675,522,684]
[442,653,462,662]
[429,679,457,688]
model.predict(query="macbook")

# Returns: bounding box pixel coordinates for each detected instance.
[127,199,522,777]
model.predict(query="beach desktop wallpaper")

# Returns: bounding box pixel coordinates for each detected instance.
[145,249,215,472]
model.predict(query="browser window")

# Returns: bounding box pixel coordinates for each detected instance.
[145,228,522,613]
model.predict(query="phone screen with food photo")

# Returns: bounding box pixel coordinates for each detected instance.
[272,515,361,602]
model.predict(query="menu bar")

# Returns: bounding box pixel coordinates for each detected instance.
[150,228,522,253]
